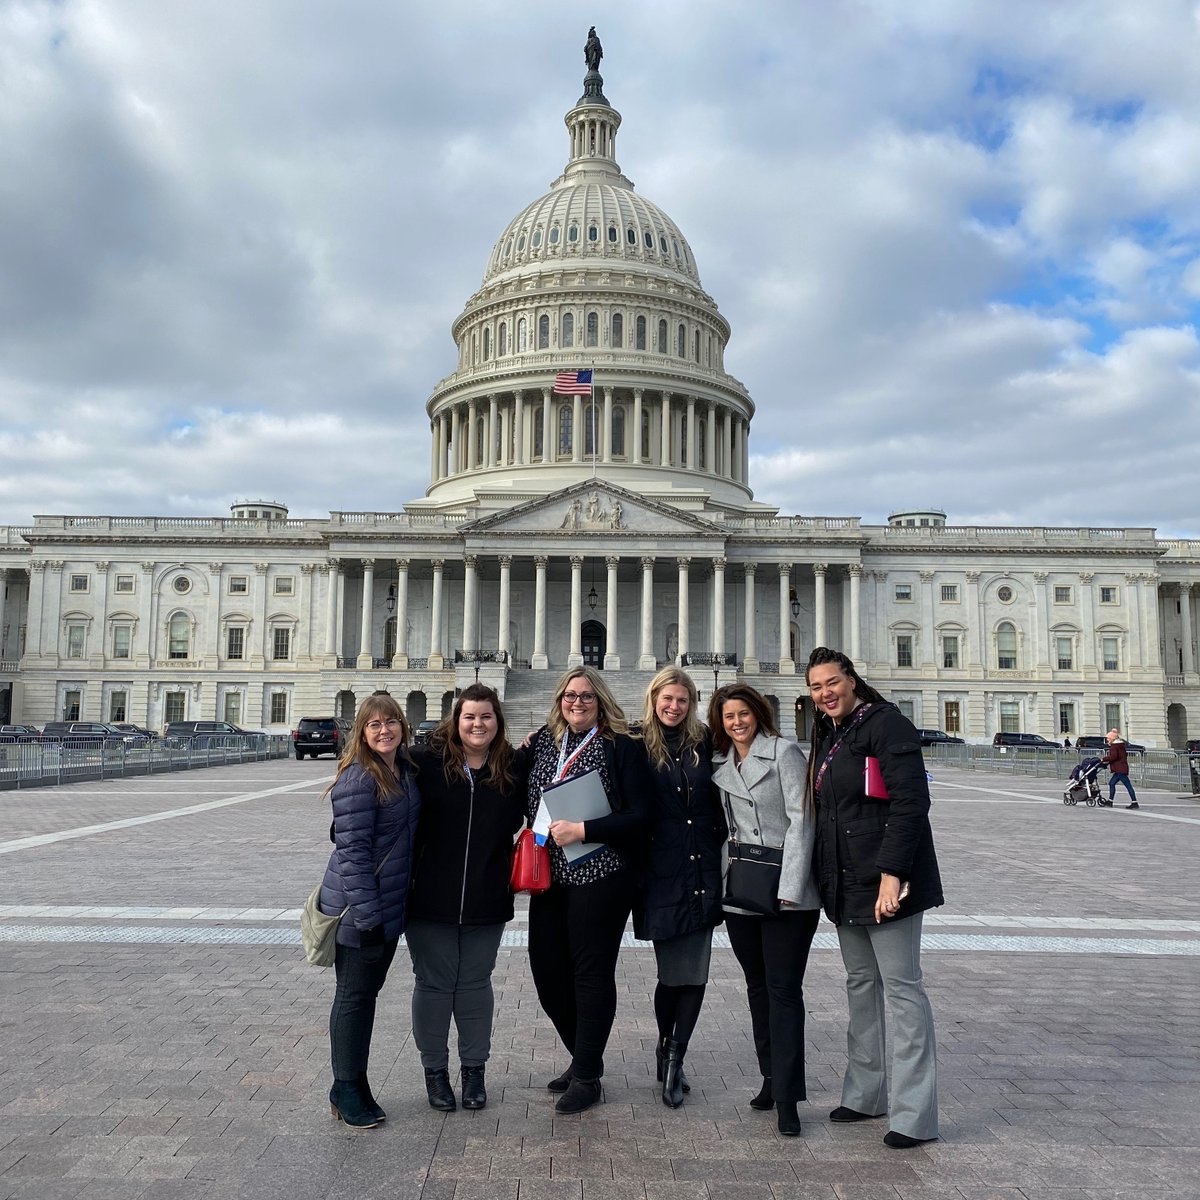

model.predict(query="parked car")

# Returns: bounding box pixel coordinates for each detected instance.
[916,729,965,747]
[412,719,440,747]
[0,724,41,742]
[110,722,158,741]
[38,721,149,746]
[992,732,1060,750]
[163,720,267,745]
[1074,734,1146,755]
[292,716,351,760]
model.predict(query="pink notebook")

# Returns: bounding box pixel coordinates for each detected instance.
[864,757,891,801]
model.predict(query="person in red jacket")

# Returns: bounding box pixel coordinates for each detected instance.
[1103,730,1139,809]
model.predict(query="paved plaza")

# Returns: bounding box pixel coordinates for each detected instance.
[0,756,1198,1200]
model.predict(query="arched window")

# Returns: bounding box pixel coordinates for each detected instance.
[168,613,189,660]
[482,327,490,360]
[626,227,636,245]
[476,417,485,465]
[694,330,701,362]
[583,398,599,456]
[516,233,525,252]
[533,408,544,460]
[537,314,550,349]
[657,319,668,354]
[677,323,686,357]
[641,409,652,459]
[531,228,542,248]
[644,230,653,248]
[498,322,507,356]
[612,407,625,457]
[697,418,706,469]
[586,311,598,347]
[607,225,618,243]
[549,226,560,245]
[558,405,572,457]
[568,224,579,244]
[562,313,574,347]
[997,622,1017,670]
[588,224,598,242]
[517,318,527,352]
[611,313,623,348]
[636,315,646,349]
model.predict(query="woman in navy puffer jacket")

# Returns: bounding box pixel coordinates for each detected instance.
[319,692,421,1128]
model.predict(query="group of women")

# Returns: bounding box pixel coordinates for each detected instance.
[315,648,943,1150]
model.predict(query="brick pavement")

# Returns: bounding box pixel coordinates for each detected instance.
[0,758,1197,1199]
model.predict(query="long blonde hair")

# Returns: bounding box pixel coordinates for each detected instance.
[641,667,704,771]
[546,665,629,741]
[329,692,409,801]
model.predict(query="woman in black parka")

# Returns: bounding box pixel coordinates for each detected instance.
[805,647,943,1151]
[632,667,725,1108]
[318,692,421,1128]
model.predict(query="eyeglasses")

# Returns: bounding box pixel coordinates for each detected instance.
[364,718,402,734]
[562,691,597,705]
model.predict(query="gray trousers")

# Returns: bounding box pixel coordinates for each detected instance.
[406,919,505,1070]
[836,911,939,1140]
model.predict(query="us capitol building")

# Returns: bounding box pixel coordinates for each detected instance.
[1,39,1198,747]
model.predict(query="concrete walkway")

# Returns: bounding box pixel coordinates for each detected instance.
[0,758,1197,1199]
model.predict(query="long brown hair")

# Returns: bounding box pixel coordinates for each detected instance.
[641,667,704,770]
[429,683,515,791]
[546,665,629,741]
[330,692,409,801]
[707,683,779,756]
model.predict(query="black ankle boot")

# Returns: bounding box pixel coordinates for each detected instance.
[356,1073,386,1123]
[546,1065,573,1092]
[749,1076,773,1110]
[662,1039,687,1109]
[776,1100,801,1137]
[461,1064,486,1110]
[554,1076,603,1114]
[424,1067,456,1112]
[655,1035,667,1082]
[329,1080,382,1128]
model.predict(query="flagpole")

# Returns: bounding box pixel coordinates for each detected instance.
[590,363,597,478]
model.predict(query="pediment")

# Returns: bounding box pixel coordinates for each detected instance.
[463,481,723,537]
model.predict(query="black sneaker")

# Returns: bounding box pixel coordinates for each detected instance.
[1126,802,1140,809]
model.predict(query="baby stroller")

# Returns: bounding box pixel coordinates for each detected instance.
[1064,757,1108,806]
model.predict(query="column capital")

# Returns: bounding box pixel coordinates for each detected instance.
[255,562,268,574]
[360,558,375,570]
[744,561,757,578]
[570,555,583,568]
[641,556,655,570]
[633,386,643,399]
[712,556,727,571]
[1124,571,1141,584]
[777,562,792,577]
[918,569,934,582]
[605,555,620,570]
[326,559,340,573]
[1078,571,1094,583]
[140,561,155,573]
[396,558,410,571]
[465,554,478,570]
[498,555,513,569]
[535,555,548,570]
[813,562,828,577]
[1181,582,1193,596]
[964,570,980,582]
[1033,571,1047,583]
[431,558,445,571]
[677,556,691,569]
[300,563,316,575]
[848,563,863,578]
[94,560,110,572]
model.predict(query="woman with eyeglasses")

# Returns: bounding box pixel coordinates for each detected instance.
[317,693,421,1128]
[520,666,653,1114]
[405,684,526,1112]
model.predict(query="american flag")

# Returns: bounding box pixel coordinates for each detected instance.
[553,369,593,395]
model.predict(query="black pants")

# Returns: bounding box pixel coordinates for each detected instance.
[725,908,821,1103]
[527,868,635,1081]
[329,939,399,1082]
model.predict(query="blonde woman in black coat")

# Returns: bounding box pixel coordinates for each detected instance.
[632,667,724,1108]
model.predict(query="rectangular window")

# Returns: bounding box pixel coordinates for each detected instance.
[109,691,127,723]
[1056,637,1073,670]
[940,584,958,602]
[164,691,187,724]
[999,701,1020,734]
[942,635,959,669]
[1102,637,1119,671]
[223,692,242,724]
[896,699,914,720]
[67,624,86,659]
[269,692,288,723]
[274,576,294,596]
[943,701,961,734]
[896,635,913,668]
[272,627,291,661]
[69,574,88,592]
[63,690,81,721]
[1104,702,1122,733]
[1100,585,1118,604]
[226,627,245,660]
[894,584,913,602]
[114,575,135,594]
[112,626,131,659]
[1054,585,1072,603]
[228,576,249,595]
[1058,702,1075,734]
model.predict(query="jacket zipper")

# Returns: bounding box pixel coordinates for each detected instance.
[459,766,475,923]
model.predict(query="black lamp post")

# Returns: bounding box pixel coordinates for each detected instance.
[587,559,598,613]
[385,583,396,614]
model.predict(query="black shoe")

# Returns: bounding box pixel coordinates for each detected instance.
[424,1067,456,1112]
[546,1066,573,1093]
[829,1105,881,1123]
[884,1130,936,1149]
[329,1080,382,1128]
[461,1064,486,1110]
[662,1039,687,1109]
[749,1076,773,1111]
[1126,802,1140,809]
[655,1036,666,1082]
[356,1073,386,1124]
[554,1077,603,1114]
[776,1101,801,1137]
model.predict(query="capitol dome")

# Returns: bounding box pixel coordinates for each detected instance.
[419,44,761,515]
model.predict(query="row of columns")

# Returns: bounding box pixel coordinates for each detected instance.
[430,388,750,484]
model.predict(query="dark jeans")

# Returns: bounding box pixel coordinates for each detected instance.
[527,868,635,1081]
[725,907,821,1102]
[1109,772,1137,802]
[329,938,399,1082]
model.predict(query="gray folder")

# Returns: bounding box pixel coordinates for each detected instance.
[541,769,611,864]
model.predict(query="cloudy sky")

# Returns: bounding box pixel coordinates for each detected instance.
[3,0,1200,534]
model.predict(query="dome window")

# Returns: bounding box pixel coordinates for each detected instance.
[517,233,526,252]
[673,238,680,258]
[607,226,618,243]
[611,313,623,348]
[538,314,550,349]
[644,231,653,248]
[636,315,647,350]
[549,226,560,246]
[499,322,508,356]
[657,319,668,354]
[568,224,579,244]
[586,311,599,347]
[588,225,598,243]
[483,328,491,360]
[532,228,542,248]
[626,227,636,245]
[517,318,527,352]
[660,235,668,253]
[562,313,574,347]
[612,407,626,456]
[504,237,513,258]
[677,323,686,357]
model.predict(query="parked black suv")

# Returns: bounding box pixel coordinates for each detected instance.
[293,716,351,760]
[0,724,40,742]
[1074,734,1146,755]
[917,729,965,747]
[163,720,266,744]
[992,732,1060,750]
[412,719,440,747]
[39,721,149,746]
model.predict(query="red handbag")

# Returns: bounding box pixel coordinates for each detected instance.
[510,827,551,895]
